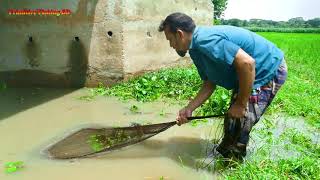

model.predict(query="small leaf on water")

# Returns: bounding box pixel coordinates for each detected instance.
[4,161,24,173]
[6,167,17,173]
[160,110,165,116]
[130,105,139,113]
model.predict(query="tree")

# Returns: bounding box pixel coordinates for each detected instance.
[288,17,306,28]
[211,0,228,20]
[307,18,320,28]
[227,18,243,27]
[242,20,248,27]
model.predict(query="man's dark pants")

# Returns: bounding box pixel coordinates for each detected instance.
[217,59,288,159]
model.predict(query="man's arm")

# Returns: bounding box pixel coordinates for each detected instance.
[176,80,216,125]
[186,80,216,111]
[228,48,255,118]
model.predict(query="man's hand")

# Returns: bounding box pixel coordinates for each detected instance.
[227,103,246,119]
[176,107,193,126]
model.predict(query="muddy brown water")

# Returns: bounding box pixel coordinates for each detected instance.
[0,88,222,180]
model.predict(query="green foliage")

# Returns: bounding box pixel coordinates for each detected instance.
[224,158,320,180]
[87,131,133,152]
[194,89,231,116]
[213,19,221,25]
[307,18,320,28]
[102,67,202,102]
[246,27,320,33]
[211,0,228,20]
[221,17,320,29]
[189,119,208,127]
[4,161,24,173]
[214,112,320,179]
[222,117,320,179]
[279,128,320,154]
[89,66,231,116]
[87,135,105,152]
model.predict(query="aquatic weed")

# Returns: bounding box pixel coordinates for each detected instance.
[4,161,24,173]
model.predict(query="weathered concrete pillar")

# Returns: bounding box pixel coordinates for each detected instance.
[0,0,213,87]
[121,0,213,80]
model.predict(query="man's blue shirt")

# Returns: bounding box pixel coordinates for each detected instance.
[189,25,284,90]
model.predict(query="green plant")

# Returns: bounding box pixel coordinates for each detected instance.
[86,66,231,116]
[87,130,133,152]
[4,161,24,173]
[159,109,166,116]
[189,119,209,127]
[130,105,139,113]
[87,135,106,152]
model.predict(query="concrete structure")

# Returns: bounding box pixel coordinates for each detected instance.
[0,0,213,87]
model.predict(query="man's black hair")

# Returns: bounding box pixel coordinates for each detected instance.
[158,12,195,33]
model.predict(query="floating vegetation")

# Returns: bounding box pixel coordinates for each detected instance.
[87,130,133,152]
[4,161,24,173]
[87,134,106,152]
[129,105,139,113]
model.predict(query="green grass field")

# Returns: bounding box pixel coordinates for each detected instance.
[84,32,320,179]
[246,27,320,33]
[258,33,320,128]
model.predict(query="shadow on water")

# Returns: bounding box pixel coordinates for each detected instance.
[0,88,75,121]
[96,136,218,172]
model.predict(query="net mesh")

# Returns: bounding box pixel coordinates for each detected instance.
[45,121,176,159]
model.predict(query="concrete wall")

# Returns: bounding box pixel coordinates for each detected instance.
[0,0,123,87]
[122,0,213,78]
[0,0,213,87]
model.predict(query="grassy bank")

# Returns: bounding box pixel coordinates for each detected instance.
[217,116,320,179]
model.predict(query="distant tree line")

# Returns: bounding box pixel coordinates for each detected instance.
[219,17,320,28]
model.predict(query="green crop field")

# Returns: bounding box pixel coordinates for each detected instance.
[246,27,320,33]
[258,33,320,128]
